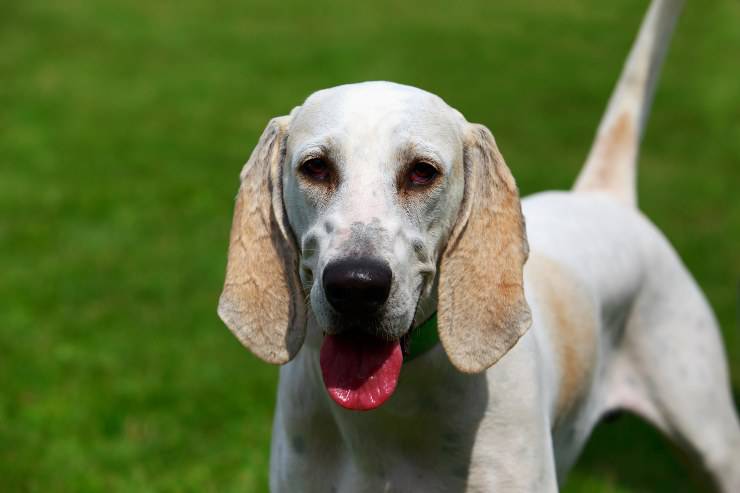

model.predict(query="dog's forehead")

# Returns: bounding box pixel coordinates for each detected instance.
[288,82,464,159]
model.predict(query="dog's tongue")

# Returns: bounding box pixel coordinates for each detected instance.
[320,334,402,411]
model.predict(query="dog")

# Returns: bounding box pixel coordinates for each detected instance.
[217,0,740,490]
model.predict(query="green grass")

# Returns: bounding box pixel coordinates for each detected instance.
[1,0,738,491]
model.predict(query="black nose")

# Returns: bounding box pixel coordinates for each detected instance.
[322,258,392,315]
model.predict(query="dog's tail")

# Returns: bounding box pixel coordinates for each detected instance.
[573,0,685,207]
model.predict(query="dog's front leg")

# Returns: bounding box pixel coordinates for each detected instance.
[269,349,346,493]
[463,332,560,493]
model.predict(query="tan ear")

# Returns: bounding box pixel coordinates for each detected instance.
[437,124,532,373]
[217,116,306,364]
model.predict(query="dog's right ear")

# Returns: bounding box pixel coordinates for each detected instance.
[217,116,306,364]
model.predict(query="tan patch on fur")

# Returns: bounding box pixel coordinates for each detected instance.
[526,254,598,422]
[574,112,637,206]
[218,117,306,364]
[437,124,532,374]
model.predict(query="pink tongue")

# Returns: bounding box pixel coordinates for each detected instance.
[320,334,402,411]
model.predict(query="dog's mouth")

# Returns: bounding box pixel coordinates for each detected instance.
[319,332,403,411]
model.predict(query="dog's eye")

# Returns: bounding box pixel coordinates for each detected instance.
[300,158,331,182]
[408,161,438,186]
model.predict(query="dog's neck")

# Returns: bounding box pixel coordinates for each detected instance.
[286,312,489,484]
[404,313,439,361]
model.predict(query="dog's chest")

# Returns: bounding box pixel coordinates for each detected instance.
[272,349,490,492]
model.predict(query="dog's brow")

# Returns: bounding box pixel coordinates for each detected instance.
[396,140,446,167]
[292,139,341,167]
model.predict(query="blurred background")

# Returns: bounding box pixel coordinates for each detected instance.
[1,0,738,491]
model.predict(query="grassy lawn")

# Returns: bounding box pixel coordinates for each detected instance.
[1,0,738,491]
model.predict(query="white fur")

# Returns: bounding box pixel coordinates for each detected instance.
[227,1,740,491]
[282,83,464,342]
[270,187,740,492]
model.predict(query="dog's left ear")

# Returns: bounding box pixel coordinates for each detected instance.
[217,116,306,364]
[437,123,532,373]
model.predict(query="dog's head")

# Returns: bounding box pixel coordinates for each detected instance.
[218,82,531,408]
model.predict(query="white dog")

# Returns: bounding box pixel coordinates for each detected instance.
[218,0,740,490]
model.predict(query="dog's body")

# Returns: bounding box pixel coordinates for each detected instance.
[269,192,740,492]
[218,0,740,491]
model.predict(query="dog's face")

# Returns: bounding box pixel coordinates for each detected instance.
[218,81,532,408]
[282,83,465,343]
